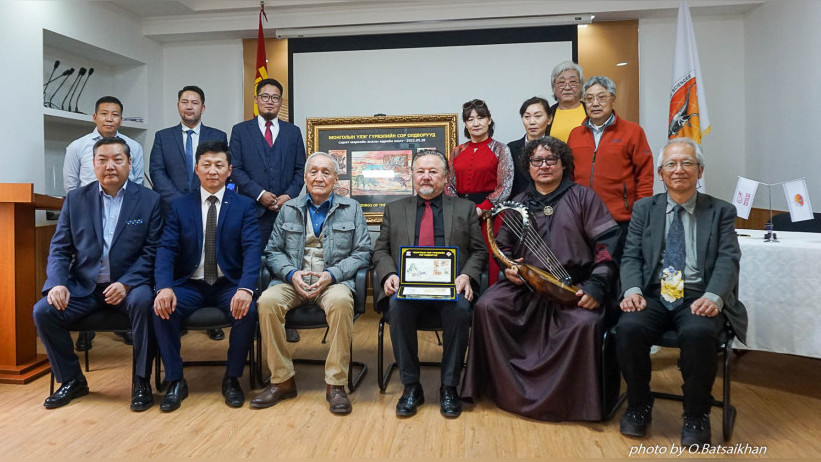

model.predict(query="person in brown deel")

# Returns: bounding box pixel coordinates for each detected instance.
[462,136,621,421]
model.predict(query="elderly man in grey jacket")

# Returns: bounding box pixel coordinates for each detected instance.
[250,152,372,414]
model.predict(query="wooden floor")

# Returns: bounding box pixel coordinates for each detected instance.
[2,308,820,460]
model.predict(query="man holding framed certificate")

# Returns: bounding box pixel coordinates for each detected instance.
[373,150,487,419]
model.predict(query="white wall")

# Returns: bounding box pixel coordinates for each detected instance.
[0,1,162,196]
[639,14,746,203]
[158,40,244,141]
[745,0,821,212]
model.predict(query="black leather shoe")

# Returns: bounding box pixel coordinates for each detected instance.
[116,331,133,345]
[160,379,188,412]
[286,328,300,343]
[130,376,154,411]
[681,413,711,446]
[620,399,654,437]
[75,331,96,351]
[44,375,89,409]
[207,328,225,341]
[222,376,245,408]
[439,386,462,418]
[396,383,424,417]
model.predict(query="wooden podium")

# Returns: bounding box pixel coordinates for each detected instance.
[0,183,63,384]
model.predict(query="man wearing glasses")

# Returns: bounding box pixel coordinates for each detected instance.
[615,138,747,446]
[229,78,306,342]
[567,75,654,238]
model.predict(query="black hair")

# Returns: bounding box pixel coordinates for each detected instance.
[178,85,205,104]
[95,96,123,114]
[195,140,232,165]
[256,78,283,95]
[518,96,552,117]
[461,99,495,139]
[92,136,131,158]
[521,136,574,181]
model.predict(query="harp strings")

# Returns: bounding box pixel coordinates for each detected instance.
[499,209,572,283]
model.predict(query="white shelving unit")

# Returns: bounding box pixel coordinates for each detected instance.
[42,29,149,196]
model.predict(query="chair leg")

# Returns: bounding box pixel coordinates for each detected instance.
[248,337,257,389]
[50,372,55,395]
[347,342,368,393]
[722,338,736,440]
[84,349,90,372]
[377,317,396,393]
[434,330,443,346]
[322,326,330,344]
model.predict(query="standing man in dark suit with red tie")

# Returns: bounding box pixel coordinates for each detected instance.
[229,78,306,342]
[372,150,487,419]
[153,140,261,412]
[149,85,228,342]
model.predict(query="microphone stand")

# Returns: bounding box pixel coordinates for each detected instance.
[45,68,74,109]
[61,67,85,111]
[42,60,60,104]
[71,68,93,113]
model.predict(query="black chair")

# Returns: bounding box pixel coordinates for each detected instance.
[49,310,135,394]
[603,324,737,440]
[375,270,488,393]
[770,212,821,233]
[256,266,369,393]
[154,306,260,391]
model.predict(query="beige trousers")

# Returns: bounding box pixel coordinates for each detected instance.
[257,283,353,386]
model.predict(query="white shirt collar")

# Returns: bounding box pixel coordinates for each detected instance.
[182,122,202,135]
[200,186,226,205]
[257,115,279,131]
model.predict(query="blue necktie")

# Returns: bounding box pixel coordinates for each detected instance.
[185,129,195,190]
[661,205,685,310]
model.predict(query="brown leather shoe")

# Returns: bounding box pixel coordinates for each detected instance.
[249,377,297,409]
[326,384,352,414]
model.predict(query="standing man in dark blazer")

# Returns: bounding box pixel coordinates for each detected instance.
[153,140,261,412]
[149,85,228,342]
[372,150,487,419]
[229,77,305,343]
[616,138,747,446]
[33,137,163,411]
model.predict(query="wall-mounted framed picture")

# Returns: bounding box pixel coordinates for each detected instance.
[306,114,458,224]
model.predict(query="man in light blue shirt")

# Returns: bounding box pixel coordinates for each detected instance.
[64,96,144,192]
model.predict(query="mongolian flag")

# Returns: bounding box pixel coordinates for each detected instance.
[668,1,710,143]
[253,2,269,117]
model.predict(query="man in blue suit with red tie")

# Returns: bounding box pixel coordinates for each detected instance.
[229,78,306,246]
[149,86,228,342]
[33,137,163,411]
[153,140,261,412]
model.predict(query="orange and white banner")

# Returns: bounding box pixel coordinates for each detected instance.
[732,177,759,220]
[668,1,710,143]
[782,178,814,222]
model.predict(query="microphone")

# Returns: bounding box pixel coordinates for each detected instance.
[72,67,93,113]
[45,67,74,109]
[42,60,60,93]
[61,67,85,111]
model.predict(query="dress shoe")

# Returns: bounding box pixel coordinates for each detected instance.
[681,413,711,446]
[250,377,297,409]
[620,399,654,437]
[395,383,424,417]
[130,376,154,411]
[116,331,133,345]
[75,331,96,351]
[326,384,352,414]
[44,375,89,409]
[160,379,188,412]
[207,328,225,341]
[222,376,245,408]
[286,328,300,343]
[439,386,462,418]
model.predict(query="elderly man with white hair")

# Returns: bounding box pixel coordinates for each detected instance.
[250,152,372,414]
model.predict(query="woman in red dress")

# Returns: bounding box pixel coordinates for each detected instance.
[446,99,514,285]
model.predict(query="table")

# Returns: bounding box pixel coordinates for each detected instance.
[736,229,821,359]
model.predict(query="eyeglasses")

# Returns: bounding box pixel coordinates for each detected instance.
[257,94,282,103]
[462,99,487,109]
[555,79,579,88]
[661,160,699,171]
[529,156,560,167]
[584,94,611,104]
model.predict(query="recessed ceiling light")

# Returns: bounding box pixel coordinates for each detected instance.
[616,62,628,66]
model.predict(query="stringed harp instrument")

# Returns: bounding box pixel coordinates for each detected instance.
[483,201,581,305]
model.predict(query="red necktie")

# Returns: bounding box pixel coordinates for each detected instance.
[419,200,434,246]
[264,120,273,147]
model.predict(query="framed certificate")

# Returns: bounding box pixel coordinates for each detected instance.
[396,247,458,301]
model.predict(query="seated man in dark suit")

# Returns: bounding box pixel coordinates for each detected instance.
[149,85,228,342]
[616,138,748,446]
[153,140,261,412]
[33,137,163,411]
[372,150,487,419]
